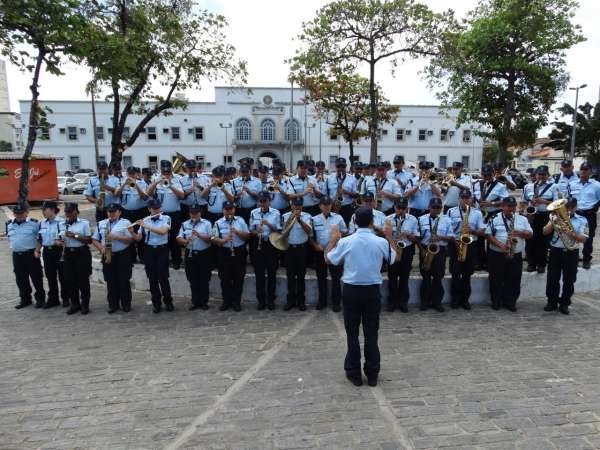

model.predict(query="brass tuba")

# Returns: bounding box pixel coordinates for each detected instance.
[457,205,475,262]
[269,213,299,251]
[548,198,578,250]
[172,152,188,174]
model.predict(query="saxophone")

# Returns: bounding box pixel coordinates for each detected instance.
[457,205,475,262]
[97,175,107,210]
[421,216,440,271]
[392,215,407,261]
[505,214,518,259]
[103,221,113,264]
[332,178,343,213]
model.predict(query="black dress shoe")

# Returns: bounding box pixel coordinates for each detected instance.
[232,304,242,312]
[366,375,378,387]
[267,303,275,311]
[35,302,45,309]
[316,302,326,310]
[62,300,70,308]
[386,303,395,312]
[165,303,174,312]
[152,305,161,313]
[43,301,59,309]
[398,305,408,313]
[433,305,445,313]
[189,305,200,311]
[122,305,131,312]
[257,303,266,311]
[582,261,591,269]
[346,373,363,386]
[298,304,307,311]
[283,302,295,311]
[108,307,118,314]
[537,266,546,274]
[505,305,517,312]
[200,304,209,310]
[331,304,341,313]
[450,302,460,309]
[419,305,428,311]
[559,305,570,315]
[66,306,80,315]
[15,301,32,309]
[171,262,181,270]
[492,304,501,311]
[219,303,230,311]
[544,303,558,312]
[81,307,90,315]
[462,302,471,311]
[526,265,536,272]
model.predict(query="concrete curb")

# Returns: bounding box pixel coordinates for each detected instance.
[91,258,600,305]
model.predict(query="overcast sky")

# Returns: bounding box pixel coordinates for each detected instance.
[4,0,599,135]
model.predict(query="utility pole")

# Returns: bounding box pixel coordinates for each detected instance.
[290,81,294,170]
[569,83,587,160]
[318,116,322,162]
[90,83,100,170]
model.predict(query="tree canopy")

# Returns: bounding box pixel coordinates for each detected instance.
[549,102,600,166]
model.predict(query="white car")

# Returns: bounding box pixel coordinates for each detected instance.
[58,176,86,195]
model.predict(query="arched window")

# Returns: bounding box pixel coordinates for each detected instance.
[236,118,252,142]
[285,119,300,142]
[261,119,275,142]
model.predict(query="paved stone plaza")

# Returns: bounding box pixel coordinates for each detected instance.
[2,230,600,450]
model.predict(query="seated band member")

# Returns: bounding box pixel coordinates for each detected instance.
[418,197,454,312]
[404,161,442,218]
[311,196,348,312]
[572,162,600,269]
[485,196,533,311]
[62,203,93,315]
[132,198,174,313]
[543,197,588,315]
[249,192,282,310]
[325,206,399,387]
[325,157,356,225]
[282,197,313,311]
[385,197,418,312]
[447,190,485,310]
[38,201,67,308]
[92,203,134,313]
[522,165,557,273]
[6,203,45,309]
[348,192,386,234]
[212,201,250,312]
[177,203,213,311]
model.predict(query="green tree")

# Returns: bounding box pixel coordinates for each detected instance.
[77,0,247,165]
[0,0,86,204]
[299,70,398,162]
[0,140,13,152]
[549,102,600,166]
[427,0,585,164]
[292,0,453,163]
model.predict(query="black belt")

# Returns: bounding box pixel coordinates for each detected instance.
[550,246,578,252]
[146,244,167,249]
[288,243,307,248]
[13,249,35,256]
[65,246,89,253]
[577,209,594,214]
[189,249,210,256]
[43,245,61,250]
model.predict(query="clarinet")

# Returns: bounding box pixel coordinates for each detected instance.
[228,217,235,256]
[59,223,68,262]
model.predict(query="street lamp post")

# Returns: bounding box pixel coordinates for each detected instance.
[307,123,316,160]
[569,84,587,160]
[219,122,232,167]
[318,116,322,162]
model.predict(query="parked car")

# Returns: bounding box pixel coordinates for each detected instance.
[73,173,92,183]
[57,176,86,195]
[507,168,527,189]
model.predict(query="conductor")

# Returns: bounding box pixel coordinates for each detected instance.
[325,206,399,387]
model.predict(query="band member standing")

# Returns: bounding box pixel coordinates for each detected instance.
[6,203,45,309]
[325,206,399,387]
[269,166,290,214]
[418,197,454,312]
[282,197,313,311]
[201,166,234,224]
[177,203,213,311]
[443,161,472,213]
[485,197,533,311]
[348,192,386,234]
[572,162,600,269]
[543,197,588,314]
[231,163,261,224]
[38,201,68,308]
[84,161,121,223]
[132,198,174,313]
[352,162,366,199]
[447,190,485,310]
[493,162,516,190]
[116,166,148,264]
[404,161,442,218]
[387,156,412,190]
[325,157,357,225]
[257,165,272,193]
[180,159,211,217]
[364,163,401,216]
[554,159,579,199]
[92,204,134,313]
[311,197,348,311]
[385,198,418,313]
[249,192,282,310]
[212,201,250,311]
[522,165,558,273]
[62,203,93,315]
[287,160,319,216]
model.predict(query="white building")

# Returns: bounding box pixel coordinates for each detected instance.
[19,86,484,173]
[0,60,22,151]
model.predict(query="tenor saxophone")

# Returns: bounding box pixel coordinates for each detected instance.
[457,205,475,262]
[421,217,440,271]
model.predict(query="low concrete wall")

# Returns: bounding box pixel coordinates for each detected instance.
[91,258,600,306]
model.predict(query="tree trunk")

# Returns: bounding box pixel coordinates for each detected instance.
[110,82,123,165]
[368,56,378,164]
[498,73,516,165]
[348,139,355,163]
[18,49,45,206]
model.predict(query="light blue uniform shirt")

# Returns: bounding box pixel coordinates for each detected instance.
[447,206,485,240]
[407,176,437,210]
[231,176,262,209]
[312,212,348,247]
[6,218,39,252]
[154,178,183,213]
[349,209,386,234]
[325,173,356,207]
[281,211,313,245]
[472,179,509,215]
[84,175,122,205]
[303,174,324,207]
[363,177,400,211]
[142,214,170,246]
[62,218,91,248]
[522,181,557,213]
[444,174,473,208]
[572,179,600,210]
[249,207,281,240]
[287,176,313,207]
[555,173,579,198]
[327,228,396,285]
[38,217,65,246]
[550,213,588,250]
[177,218,212,251]
[485,212,532,254]
[270,179,289,210]
[213,216,249,247]
[418,214,453,246]
[206,184,233,214]
[180,174,211,207]
[258,176,273,194]
[384,212,418,247]
[387,169,412,191]
[121,180,148,211]
[92,218,133,253]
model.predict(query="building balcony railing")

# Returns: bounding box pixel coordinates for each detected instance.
[232,139,304,146]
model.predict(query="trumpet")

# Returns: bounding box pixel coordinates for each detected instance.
[268,179,279,192]
[215,180,224,189]
[161,177,171,187]
[127,179,136,188]
[441,173,455,189]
